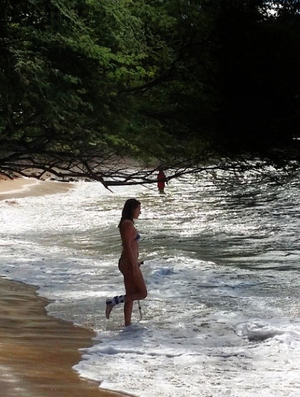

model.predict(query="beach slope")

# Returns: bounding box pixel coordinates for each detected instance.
[0,178,129,397]
[0,278,127,397]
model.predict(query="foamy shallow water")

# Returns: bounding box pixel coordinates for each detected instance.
[1,175,300,396]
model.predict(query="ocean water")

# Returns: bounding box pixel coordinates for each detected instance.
[1,172,300,397]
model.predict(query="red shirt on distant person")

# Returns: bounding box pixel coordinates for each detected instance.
[157,170,166,194]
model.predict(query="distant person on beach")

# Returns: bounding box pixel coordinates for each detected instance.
[105,198,147,326]
[157,169,166,194]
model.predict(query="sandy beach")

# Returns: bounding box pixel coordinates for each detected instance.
[0,178,129,397]
[0,177,73,200]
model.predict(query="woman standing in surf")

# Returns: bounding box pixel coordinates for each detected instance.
[105,198,147,326]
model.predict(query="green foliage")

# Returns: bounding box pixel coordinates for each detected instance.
[125,0,300,165]
[0,0,139,166]
[1,0,300,183]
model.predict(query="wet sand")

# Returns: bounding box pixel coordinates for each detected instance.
[0,177,73,200]
[0,178,130,397]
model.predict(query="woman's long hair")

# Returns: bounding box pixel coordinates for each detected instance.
[118,198,141,228]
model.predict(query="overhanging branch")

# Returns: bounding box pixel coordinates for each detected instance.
[1,149,299,188]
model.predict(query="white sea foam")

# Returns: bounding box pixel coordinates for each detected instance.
[1,176,300,396]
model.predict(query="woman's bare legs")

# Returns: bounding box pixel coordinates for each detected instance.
[106,259,147,326]
[124,300,134,326]
[123,268,147,326]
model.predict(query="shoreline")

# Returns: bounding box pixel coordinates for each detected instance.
[0,178,130,397]
[0,277,128,397]
[0,177,74,200]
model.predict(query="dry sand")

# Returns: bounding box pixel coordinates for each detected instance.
[0,177,73,200]
[0,178,130,397]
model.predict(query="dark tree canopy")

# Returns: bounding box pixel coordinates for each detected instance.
[1,0,300,187]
